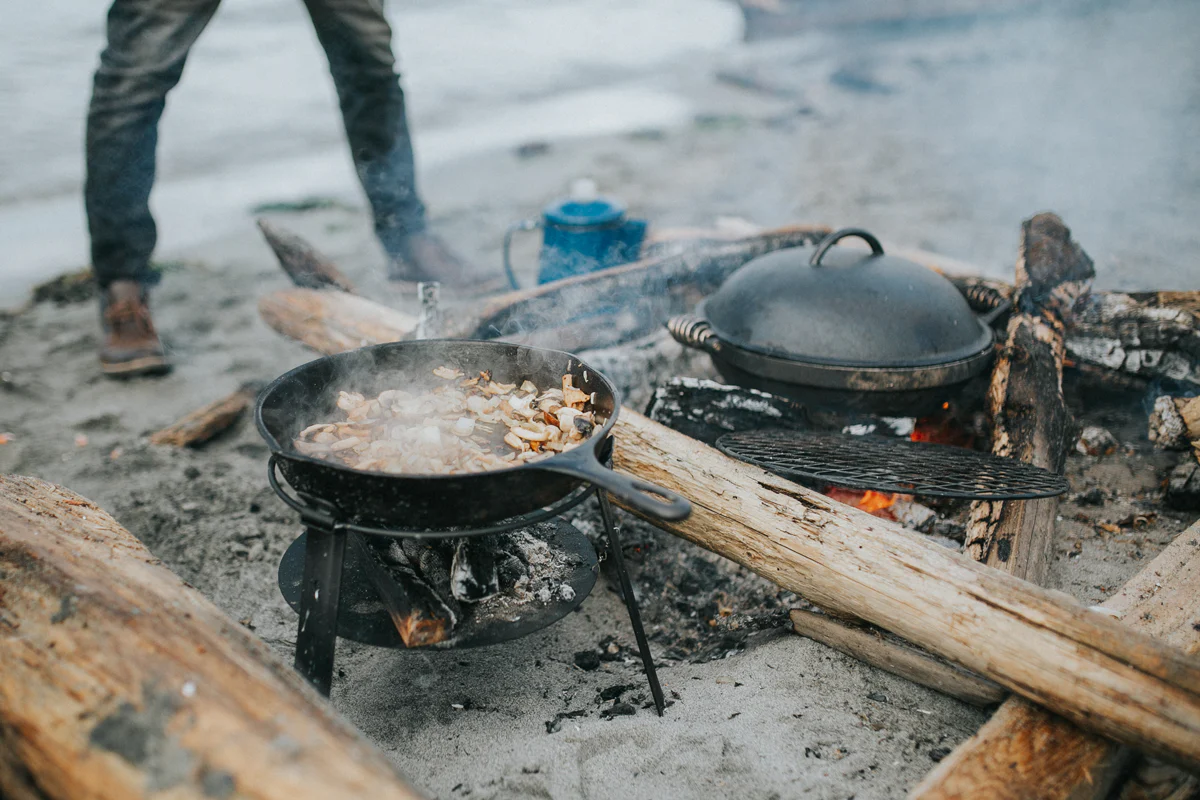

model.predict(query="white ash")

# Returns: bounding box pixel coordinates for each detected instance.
[1076,425,1118,457]
[473,528,581,618]
[658,377,785,419]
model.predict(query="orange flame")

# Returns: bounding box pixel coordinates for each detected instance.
[824,487,899,519]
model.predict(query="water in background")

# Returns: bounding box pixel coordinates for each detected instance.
[0,0,739,304]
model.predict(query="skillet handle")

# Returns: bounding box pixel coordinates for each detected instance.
[540,455,692,522]
[809,228,884,266]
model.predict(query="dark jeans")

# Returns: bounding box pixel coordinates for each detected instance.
[85,0,426,288]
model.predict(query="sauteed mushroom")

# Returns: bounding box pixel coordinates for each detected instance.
[293,366,597,475]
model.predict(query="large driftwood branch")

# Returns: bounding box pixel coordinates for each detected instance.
[608,410,1200,770]
[258,287,418,354]
[257,219,357,293]
[913,521,1200,800]
[964,213,1094,582]
[0,475,420,800]
[789,610,1005,707]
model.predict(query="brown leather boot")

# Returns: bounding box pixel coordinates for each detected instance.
[386,232,507,295]
[99,280,171,377]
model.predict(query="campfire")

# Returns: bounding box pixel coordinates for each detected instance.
[7,214,1200,800]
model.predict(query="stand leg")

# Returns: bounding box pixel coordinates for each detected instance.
[294,525,347,697]
[598,492,666,716]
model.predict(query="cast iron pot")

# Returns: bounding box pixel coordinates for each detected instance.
[667,228,1008,414]
[256,340,691,529]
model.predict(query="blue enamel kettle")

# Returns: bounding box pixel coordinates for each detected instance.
[502,179,647,290]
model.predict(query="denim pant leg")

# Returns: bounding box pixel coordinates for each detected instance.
[303,0,426,255]
[85,0,221,288]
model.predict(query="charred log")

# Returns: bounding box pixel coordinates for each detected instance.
[1066,291,1200,384]
[356,535,458,648]
[964,213,1094,583]
[451,536,501,603]
[645,377,808,446]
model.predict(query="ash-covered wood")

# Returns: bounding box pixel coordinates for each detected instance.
[451,536,501,603]
[915,521,1200,800]
[1164,461,1200,511]
[257,218,357,293]
[0,475,421,800]
[148,381,262,447]
[358,536,458,648]
[1149,396,1200,461]
[964,213,1094,583]
[1066,291,1200,384]
[609,410,1200,770]
[645,377,808,445]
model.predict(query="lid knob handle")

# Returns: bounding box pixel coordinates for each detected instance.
[809,228,885,267]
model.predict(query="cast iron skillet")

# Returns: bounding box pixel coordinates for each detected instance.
[256,340,691,529]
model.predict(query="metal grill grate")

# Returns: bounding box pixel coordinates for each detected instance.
[716,430,1069,500]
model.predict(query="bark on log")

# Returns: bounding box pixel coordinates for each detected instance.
[0,475,421,800]
[258,287,418,354]
[912,522,1200,800]
[607,410,1200,770]
[964,213,1094,583]
[789,610,1006,707]
[257,219,357,293]
[148,381,262,447]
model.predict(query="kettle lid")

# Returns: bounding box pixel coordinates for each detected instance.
[544,180,626,227]
[702,228,995,369]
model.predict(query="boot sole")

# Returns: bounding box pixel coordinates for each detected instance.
[101,355,173,378]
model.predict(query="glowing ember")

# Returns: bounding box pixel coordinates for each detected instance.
[911,403,974,448]
[824,487,899,519]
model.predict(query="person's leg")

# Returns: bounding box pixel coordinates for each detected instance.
[85,0,221,289]
[86,0,220,375]
[302,0,424,254]
[303,0,501,291]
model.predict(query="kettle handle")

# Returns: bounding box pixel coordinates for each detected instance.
[502,219,542,291]
[809,228,884,267]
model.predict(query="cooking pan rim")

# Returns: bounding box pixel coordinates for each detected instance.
[254,339,621,483]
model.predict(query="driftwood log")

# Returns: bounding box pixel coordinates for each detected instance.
[0,475,420,800]
[913,521,1200,799]
[608,410,1200,770]
[789,610,1005,707]
[963,213,1094,581]
[257,219,356,293]
[258,287,417,356]
[148,381,262,447]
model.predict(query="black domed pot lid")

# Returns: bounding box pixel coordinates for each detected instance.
[701,229,995,369]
